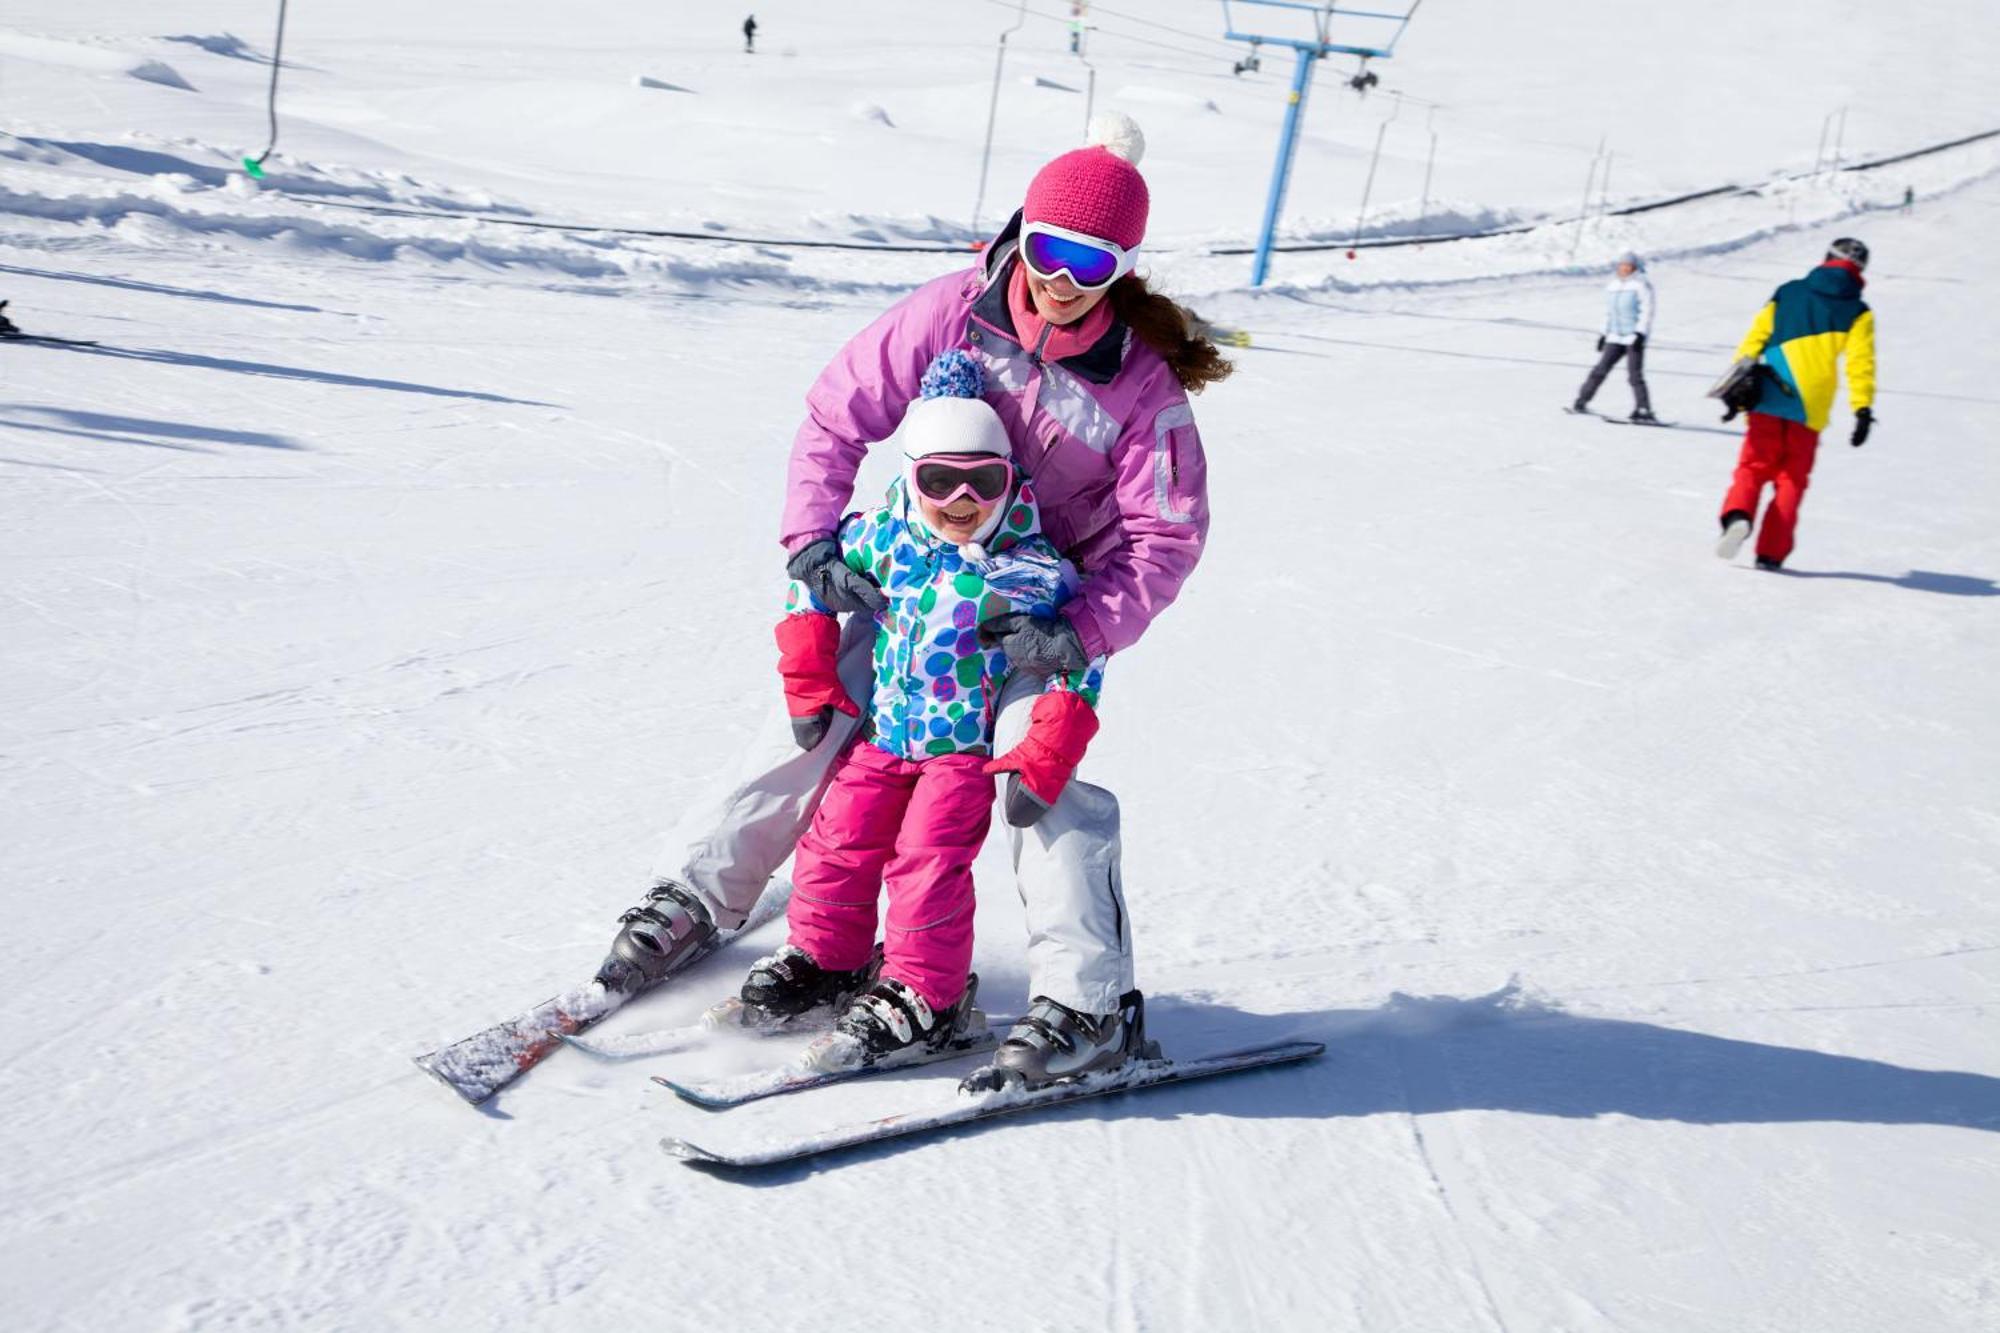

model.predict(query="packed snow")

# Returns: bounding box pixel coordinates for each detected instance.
[3,2,1996,1329]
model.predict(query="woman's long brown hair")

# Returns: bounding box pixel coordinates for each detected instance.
[1108,273,1235,393]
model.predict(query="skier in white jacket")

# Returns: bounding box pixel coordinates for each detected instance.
[1570,251,1657,422]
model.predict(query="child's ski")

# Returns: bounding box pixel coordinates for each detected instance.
[562,997,835,1061]
[662,1040,1326,1169]
[652,1020,1003,1109]
[412,881,789,1106]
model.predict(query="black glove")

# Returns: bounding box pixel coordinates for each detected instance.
[785,538,886,615]
[1631,333,1647,348]
[1595,335,1605,352]
[1850,406,1873,448]
[977,612,1089,677]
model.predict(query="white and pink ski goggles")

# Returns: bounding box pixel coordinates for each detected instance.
[910,454,1014,508]
[1020,221,1138,293]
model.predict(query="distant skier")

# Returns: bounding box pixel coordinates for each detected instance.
[738,350,1107,1070]
[1570,250,1656,422]
[742,13,757,53]
[1714,237,1876,570]
[0,301,18,338]
[1901,185,1915,214]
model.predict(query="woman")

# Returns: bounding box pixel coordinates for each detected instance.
[1569,250,1657,423]
[598,113,1232,1088]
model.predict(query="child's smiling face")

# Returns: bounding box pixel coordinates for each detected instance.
[919,491,1001,545]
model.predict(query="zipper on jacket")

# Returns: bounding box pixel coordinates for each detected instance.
[1030,427,1067,487]
[1031,322,1054,364]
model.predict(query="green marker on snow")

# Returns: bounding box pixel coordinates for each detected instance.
[242,156,267,180]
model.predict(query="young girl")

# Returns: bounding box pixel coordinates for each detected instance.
[741,351,1107,1069]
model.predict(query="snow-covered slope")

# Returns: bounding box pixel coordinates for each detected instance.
[2,4,1996,1330]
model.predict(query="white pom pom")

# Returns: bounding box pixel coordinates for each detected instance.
[1086,112,1145,166]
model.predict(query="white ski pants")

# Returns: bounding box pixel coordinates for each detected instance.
[657,614,1134,1014]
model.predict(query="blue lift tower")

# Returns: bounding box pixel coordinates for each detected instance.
[1221,1,1423,286]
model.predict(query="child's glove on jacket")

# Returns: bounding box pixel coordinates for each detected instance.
[774,613,861,751]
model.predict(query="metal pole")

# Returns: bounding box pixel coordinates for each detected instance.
[1416,105,1437,235]
[1597,149,1614,216]
[1078,23,1096,135]
[1814,109,1833,173]
[1350,92,1403,245]
[1418,128,1437,234]
[1832,106,1847,168]
[1567,140,1603,261]
[1351,118,1388,246]
[971,1,1029,235]
[1251,46,1319,288]
[243,0,290,176]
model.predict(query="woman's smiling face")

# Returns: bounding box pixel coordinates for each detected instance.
[1025,267,1109,326]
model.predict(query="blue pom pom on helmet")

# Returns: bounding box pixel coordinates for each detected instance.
[919,349,986,401]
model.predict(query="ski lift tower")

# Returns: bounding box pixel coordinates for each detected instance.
[1221,1,1423,286]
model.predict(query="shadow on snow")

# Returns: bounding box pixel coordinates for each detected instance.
[58,344,559,406]
[0,405,303,452]
[0,260,333,314]
[1772,567,1999,597]
[705,983,2000,1181]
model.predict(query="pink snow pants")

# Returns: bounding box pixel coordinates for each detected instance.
[785,743,993,1011]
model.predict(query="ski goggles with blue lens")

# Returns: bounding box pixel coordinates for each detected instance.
[1019,222,1138,292]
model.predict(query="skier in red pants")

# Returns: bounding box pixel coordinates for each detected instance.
[1715,238,1877,570]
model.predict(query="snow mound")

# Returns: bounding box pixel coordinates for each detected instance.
[633,75,694,93]
[0,33,193,90]
[849,102,895,128]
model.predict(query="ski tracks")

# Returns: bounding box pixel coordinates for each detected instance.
[1389,1040,1518,1333]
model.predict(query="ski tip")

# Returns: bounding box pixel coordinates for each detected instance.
[660,1137,735,1166]
[411,1052,494,1107]
[556,1032,613,1060]
[651,1075,735,1110]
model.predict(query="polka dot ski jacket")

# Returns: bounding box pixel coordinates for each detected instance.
[785,474,1107,761]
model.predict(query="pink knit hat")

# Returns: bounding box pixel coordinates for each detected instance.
[1022,113,1149,250]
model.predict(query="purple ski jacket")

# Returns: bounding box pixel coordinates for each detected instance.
[781,212,1210,660]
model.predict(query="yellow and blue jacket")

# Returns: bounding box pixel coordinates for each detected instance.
[1735,260,1875,433]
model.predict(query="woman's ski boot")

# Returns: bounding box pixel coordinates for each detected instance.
[592,880,715,997]
[960,990,1153,1093]
[733,944,878,1028]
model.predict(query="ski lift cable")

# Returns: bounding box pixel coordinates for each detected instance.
[243,0,289,178]
[1077,2,1247,56]
[298,197,979,253]
[976,0,1246,69]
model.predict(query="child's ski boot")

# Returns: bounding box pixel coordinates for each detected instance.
[803,975,982,1072]
[734,944,878,1028]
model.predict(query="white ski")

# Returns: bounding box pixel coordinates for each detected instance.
[411,881,789,1106]
[662,1039,1326,1168]
[652,1020,1003,1108]
[562,997,836,1061]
